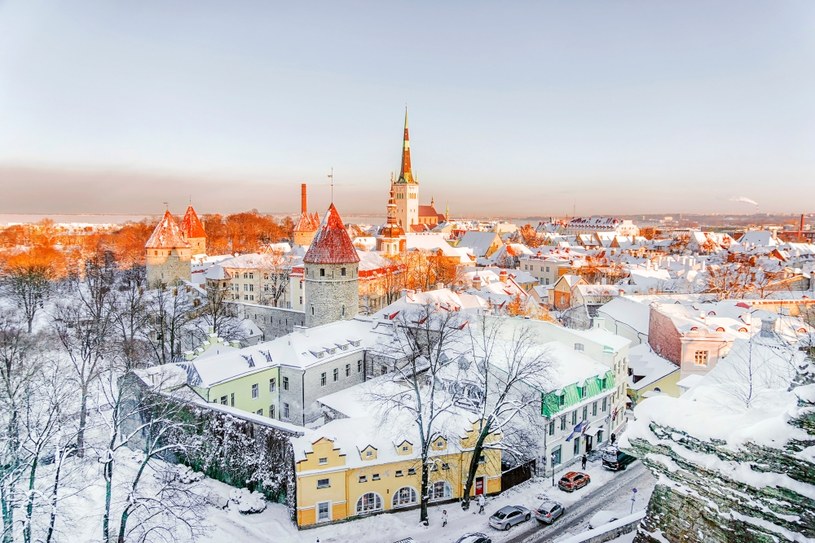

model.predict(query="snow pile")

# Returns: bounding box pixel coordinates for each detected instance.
[229,488,268,514]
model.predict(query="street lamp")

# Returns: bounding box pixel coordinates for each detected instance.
[630,487,638,513]
[550,452,556,487]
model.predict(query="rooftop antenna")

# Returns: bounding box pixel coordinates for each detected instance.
[328,167,334,203]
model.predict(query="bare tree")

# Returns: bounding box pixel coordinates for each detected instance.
[369,304,468,524]
[258,249,292,308]
[459,317,552,509]
[143,286,194,366]
[112,266,151,372]
[1,263,53,334]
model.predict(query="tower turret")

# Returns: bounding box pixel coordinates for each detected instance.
[145,210,192,287]
[180,205,207,255]
[303,204,360,327]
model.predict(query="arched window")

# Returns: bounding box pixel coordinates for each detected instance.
[430,481,452,501]
[356,492,383,515]
[392,487,417,508]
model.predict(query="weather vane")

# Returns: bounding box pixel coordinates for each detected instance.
[328,167,334,203]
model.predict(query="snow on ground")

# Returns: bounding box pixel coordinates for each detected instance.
[198,462,623,543]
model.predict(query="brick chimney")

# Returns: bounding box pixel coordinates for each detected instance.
[301,183,308,215]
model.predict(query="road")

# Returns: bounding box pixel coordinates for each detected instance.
[504,462,653,543]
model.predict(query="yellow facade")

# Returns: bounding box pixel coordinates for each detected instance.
[295,421,502,527]
[628,369,681,403]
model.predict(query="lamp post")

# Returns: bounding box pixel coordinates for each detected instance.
[630,487,638,513]
[550,452,556,487]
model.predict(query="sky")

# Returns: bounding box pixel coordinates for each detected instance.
[0,1,813,218]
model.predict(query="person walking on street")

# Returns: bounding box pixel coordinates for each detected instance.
[477,494,486,515]
[442,509,448,527]
[581,453,587,470]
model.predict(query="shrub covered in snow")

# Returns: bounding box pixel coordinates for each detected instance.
[228,488,267,514]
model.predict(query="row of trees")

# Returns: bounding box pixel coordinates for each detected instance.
[0,244,251,542]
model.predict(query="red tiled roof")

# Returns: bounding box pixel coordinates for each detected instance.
[145,211,190,249]
[294,211,320,232]
[303,204,361,264]
[180,205,207,239]
[418,205,437,217]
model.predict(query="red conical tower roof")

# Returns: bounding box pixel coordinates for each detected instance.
[303,204,360,264]
[396,107,416,185]
[180,205,207,239]
[145,210,191,249]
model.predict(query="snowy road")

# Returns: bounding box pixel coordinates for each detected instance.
[505,462,653,543]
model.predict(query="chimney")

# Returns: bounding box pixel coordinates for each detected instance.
[301,183,308,214]
[472,274,482,290]
[759,316,777,338]
[499,269,508,283]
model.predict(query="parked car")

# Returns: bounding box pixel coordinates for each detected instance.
[534,499,565,524]
[453,533,492,543]
[488,505,531,531]
[601,446,636,471]
[558,471,591,492]
[392,539,417,543]
[588,510,623,529]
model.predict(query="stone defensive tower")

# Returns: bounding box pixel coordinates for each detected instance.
[303,203,360,328]
[145,210,192,288]
[179,204,207,255]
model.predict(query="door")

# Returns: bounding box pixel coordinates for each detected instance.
[475,476,485,496]
[586,435,593,453]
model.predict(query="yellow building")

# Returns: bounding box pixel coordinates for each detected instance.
[292,416,502,527]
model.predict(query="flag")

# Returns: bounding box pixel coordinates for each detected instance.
[565,420,586,442]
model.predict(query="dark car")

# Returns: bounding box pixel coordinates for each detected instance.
[453,533,492,543]
[601,446,636,471]
[488,505,531,530]
[558,471,591,492]
[534,499,565,524]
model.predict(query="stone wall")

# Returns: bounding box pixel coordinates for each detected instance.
[146,248,192,287]
[304,262,359,328]
[235,302,305,340]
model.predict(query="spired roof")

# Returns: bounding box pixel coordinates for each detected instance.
[180,205,207,239]
[145,210,191,249]
[395,108,416,185]
[303,204,361,265]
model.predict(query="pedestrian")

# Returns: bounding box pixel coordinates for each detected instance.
[442,509,448,527]
[477,494,486,515]
[581,453,587,470]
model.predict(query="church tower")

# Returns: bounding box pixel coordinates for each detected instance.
[180,204,207,255]
[393,108,419,229]
[303,204,360,328]
[145,210,192,288]
[377,176,406,256]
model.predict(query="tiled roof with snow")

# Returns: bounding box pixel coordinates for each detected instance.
[180,205,207,239]
[303,204,361,264]
[145,211,191,249]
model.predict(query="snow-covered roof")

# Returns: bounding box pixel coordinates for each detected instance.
[596,297,651,337]
[145,210,190,249]
[456,231,501,257]
[627,344,679,391]
[303,204,360,265]
[180,205,207,239]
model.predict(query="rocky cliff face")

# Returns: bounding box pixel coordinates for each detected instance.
[622,338,815,543]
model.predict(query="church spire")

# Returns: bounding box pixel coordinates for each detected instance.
[397,107,416,185]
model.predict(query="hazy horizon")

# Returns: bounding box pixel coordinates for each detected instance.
[1,1,813,217]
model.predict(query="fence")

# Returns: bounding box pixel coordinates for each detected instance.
[501,459,536,491]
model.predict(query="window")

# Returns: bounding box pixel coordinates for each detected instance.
[372,473,380,481]
[582,406,588,421]
[333,368,338,382]
[317,478,330,489]
[318,457,328,465]
[558,393,565,407]
[407,468,416,476]
[341,267,346,276]
[392,487,417,508]
[694,350,709,366]
[283,377,289,390]
[251,384,258,399]
[548,420,555,436]
[270,404,275,418]
[346,363,351,377]
[402,445,409,452]
[256,408,263,416]
[321,373,326,386]
[551,446,562,466]
[269,378,276,392]
[395,470,404,477]
[366,450,373,457]
[311,305,314,316]
[571,410,577,425]
[592,401,598,417]
[230,393,235,407]
[356,492,383,515]
[220,395,227,405]
[283,403,290,419]
[573,438,580,456]
[358,475,368,483]
[430,481,452,501]
[320,268,325,277]
[560,415,566,431]
[577,386,584,398]
[602,397,607,412]
[317,501,330,522]
[358,360,362,373]
[478,454,486,464]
